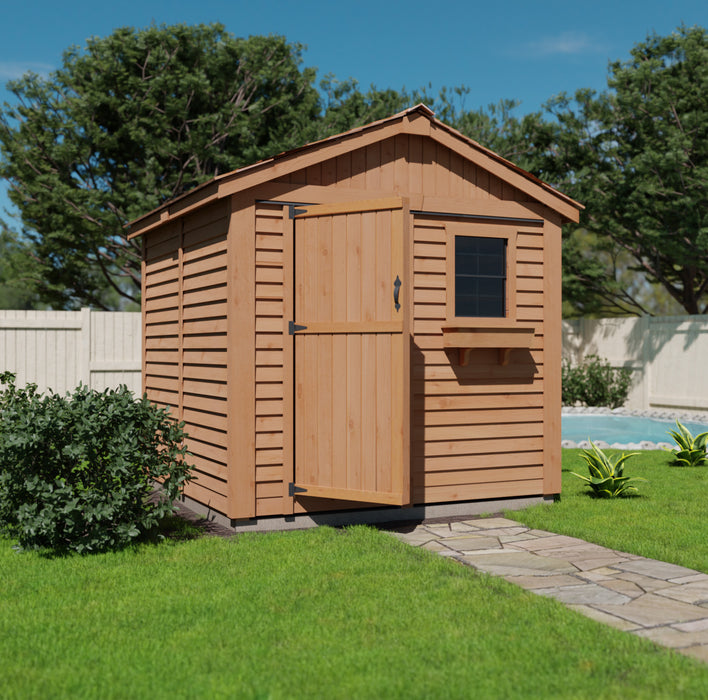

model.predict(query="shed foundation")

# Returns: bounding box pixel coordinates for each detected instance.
[178,493,554,533]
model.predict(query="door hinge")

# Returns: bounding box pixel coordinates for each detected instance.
[289,321,307,335]
[289,483,308,497]
[288,204,308,219]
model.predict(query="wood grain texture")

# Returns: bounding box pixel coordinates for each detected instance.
[542,212,563,495]
[410,213,546,505]
[292,199,409,506]
[136,113,569,520]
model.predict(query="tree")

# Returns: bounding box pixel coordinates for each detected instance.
[545,26,708,315]
[316,77,415,137]
[0,224,43,309]
[0,24,320,309]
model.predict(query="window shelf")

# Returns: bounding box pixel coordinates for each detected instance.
[441,325,535,366]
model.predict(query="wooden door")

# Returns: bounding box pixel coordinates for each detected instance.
[291,199,410,506]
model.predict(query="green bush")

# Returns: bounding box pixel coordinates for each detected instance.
[562,354,632,408]
[570,441,646,498]
[0,372,194,554]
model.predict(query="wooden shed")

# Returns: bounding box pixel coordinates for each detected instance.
[129,105,581,526]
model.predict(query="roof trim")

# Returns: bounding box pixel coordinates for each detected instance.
[129,104,581,235]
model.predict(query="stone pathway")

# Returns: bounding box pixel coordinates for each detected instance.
[388,517,708,664]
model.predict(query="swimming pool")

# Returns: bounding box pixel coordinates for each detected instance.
[562,414,708,445]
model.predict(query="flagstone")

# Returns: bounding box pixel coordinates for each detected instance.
[525,529,562,538]
[459,551,578,577]
[420,540,455,553]
[673,618,708,633]
[596,593,708,626]
[511,535,590,551]
[499,533,540,543]
[635,626,708,649]
[463,517,520,529]
[567,605,640,631]
[670,574,708,585]
[465,527,529,538]
[535,583,632,606]
[503,574,582,589]
[436,535,503,551]
[421,525,456,537]
[599,579,645,598]
[654,581,708,605]
[612,559,699,581]
[613,571,675,592]
[569,555,639,572]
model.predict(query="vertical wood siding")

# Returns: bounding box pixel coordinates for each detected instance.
[282,136,527,202]
[291,203,409,506]
[143,201,230,514]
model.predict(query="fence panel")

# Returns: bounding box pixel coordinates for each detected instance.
[3,309,706,412]
[562,315,708,413]
[0,309,141,396]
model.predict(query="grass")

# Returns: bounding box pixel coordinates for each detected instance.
[511,449,708,573]
[3,523,708,699]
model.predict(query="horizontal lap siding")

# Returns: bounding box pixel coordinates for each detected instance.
[144,202,230,514]
[411,218,545,504]
[255,204,286,517]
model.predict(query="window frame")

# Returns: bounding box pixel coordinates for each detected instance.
[445,222,518,327]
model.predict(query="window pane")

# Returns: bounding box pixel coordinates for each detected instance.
[454,235,506,318]
[477,253,505,277]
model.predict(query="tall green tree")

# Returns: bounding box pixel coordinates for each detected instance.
[0,24,320,309]
[0,224,42,309]
[545,26,708,315]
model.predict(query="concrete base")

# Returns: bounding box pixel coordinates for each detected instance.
[177,494,554,534]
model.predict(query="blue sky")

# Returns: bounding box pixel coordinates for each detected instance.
[1,0,707,219]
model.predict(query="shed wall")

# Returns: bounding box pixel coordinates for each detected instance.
[279,135,531,203]
[254,202,288,516]
[143,200,230,514]
[410,218,547,503]
[140,131,563,521]
[244,136,553,517]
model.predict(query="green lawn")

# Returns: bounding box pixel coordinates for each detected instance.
[2,518,708,698]
[511,449,708,573]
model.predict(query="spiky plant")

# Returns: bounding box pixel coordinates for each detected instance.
[570,441,646,498]
[666,420,708,467]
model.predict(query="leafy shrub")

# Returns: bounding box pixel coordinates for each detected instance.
[562,354,632,408]
[666,420,708,467]
[0,372,194,553]
[570,441,646,498]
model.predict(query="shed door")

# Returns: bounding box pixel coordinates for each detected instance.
[291,199,410,506]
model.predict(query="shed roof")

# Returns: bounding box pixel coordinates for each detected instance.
[129,104,582,236]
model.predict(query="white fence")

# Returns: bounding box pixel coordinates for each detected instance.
[2,309,706,413]
[0,309,141,396]
[563,315,708,414]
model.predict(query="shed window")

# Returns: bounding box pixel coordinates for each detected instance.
[455,236,506,317]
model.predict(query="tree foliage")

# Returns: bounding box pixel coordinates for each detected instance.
[0,24,320,309]
[0,224,42,309]
[2,23,707,315]
[546,26,708,315]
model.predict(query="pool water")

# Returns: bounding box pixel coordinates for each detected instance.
[562,414,708,445]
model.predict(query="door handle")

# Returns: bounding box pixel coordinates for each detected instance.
[393,275,401,312]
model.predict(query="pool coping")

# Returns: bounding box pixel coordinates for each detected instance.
[561,406,708,451]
